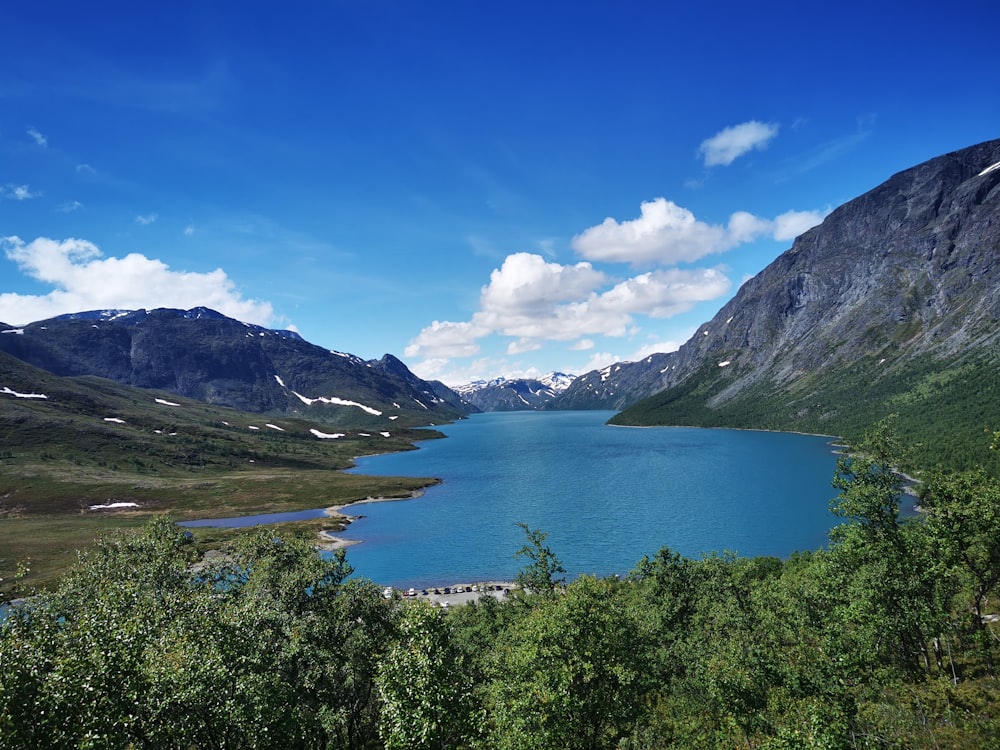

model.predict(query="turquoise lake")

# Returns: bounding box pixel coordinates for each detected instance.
[338,410,844,588]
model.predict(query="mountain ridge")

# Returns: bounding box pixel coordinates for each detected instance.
[455,372,575,411]
[0,307,470,428]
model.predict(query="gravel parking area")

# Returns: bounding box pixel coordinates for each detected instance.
[384,582,518,607]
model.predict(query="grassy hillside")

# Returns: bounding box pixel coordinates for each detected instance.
[1,353,441,595]
[612,349,1000,474]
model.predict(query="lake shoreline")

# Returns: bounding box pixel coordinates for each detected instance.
[315,491,427,550]
[607,420,840,440]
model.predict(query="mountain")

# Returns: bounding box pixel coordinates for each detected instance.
[0,307,470,427]
[455,372,575,411]
[601,138,1000,470]
[554,355,677,411]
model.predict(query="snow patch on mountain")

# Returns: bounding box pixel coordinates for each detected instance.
[2,386,48,399]
[310,428,345,439]
[291,391,382,416]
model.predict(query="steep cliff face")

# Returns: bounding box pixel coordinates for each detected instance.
[664,139,1000,393]
[597,138,1000,467]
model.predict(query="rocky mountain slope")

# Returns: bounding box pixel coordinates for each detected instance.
[455,372,575,411]
[0,307,470,428]
[555,355,676,411]
[601,138,1000,469]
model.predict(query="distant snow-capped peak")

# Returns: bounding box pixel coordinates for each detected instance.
[455,372,575,396]
[538,372,575,391]
[453,377,507,396]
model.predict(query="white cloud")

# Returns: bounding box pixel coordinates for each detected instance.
[406,253,732,363]
[2,184,40,201]
[507,337,542,355]
[630,339,683,360]
[772,209,828,240]
[572,198,827,266]
[698,120,779,167]
[407,195,824,377]
[479,252,607,315]
[27,128,47,147]
[472,254,627,343]
[579,351,621,373]
[404,319,486,359]
[183,225,195,236]
[0,236,277,327]
[135,213,158,225]
[594,268,730,319]
[58,200,83,213]
[726,211,773,244]
[408,356,499,386]
[76,163,96,174]
[572,198,731,265]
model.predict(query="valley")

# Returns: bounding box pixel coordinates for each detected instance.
[0,352,439,595]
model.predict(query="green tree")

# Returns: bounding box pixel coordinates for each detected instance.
[920,468,1000,674]
[512,522,566,600]
[487,575,648,750]
[827,418,939,678]
[375,601,479,749]
[0,518,389,749]
[627,547,698,684]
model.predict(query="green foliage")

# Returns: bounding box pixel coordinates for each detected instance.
[376,602,479,749]
[512,522,566,599]
[0,518,395,749]
[5,425,1000,748]
[919,467,1000,676]
[487,575,648,750]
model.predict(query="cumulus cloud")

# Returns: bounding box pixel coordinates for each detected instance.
[27,128,47,147]
[2,184,40,201]
[473,254,625,343]
[699,120,779,167]
[572,198,731,265]
[404,320,487,359]
[480,253,607,314]
[405,253,732,361]
[595,268,730,318]
[0,236,277,326]
[772,209,828,240]
[135,213,158,225]
[58,200,83,213]
[572,198,827,266]
[726,211,773,244]
[407,196,825,375]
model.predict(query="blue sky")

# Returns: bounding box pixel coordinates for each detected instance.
[2,1,997,386]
